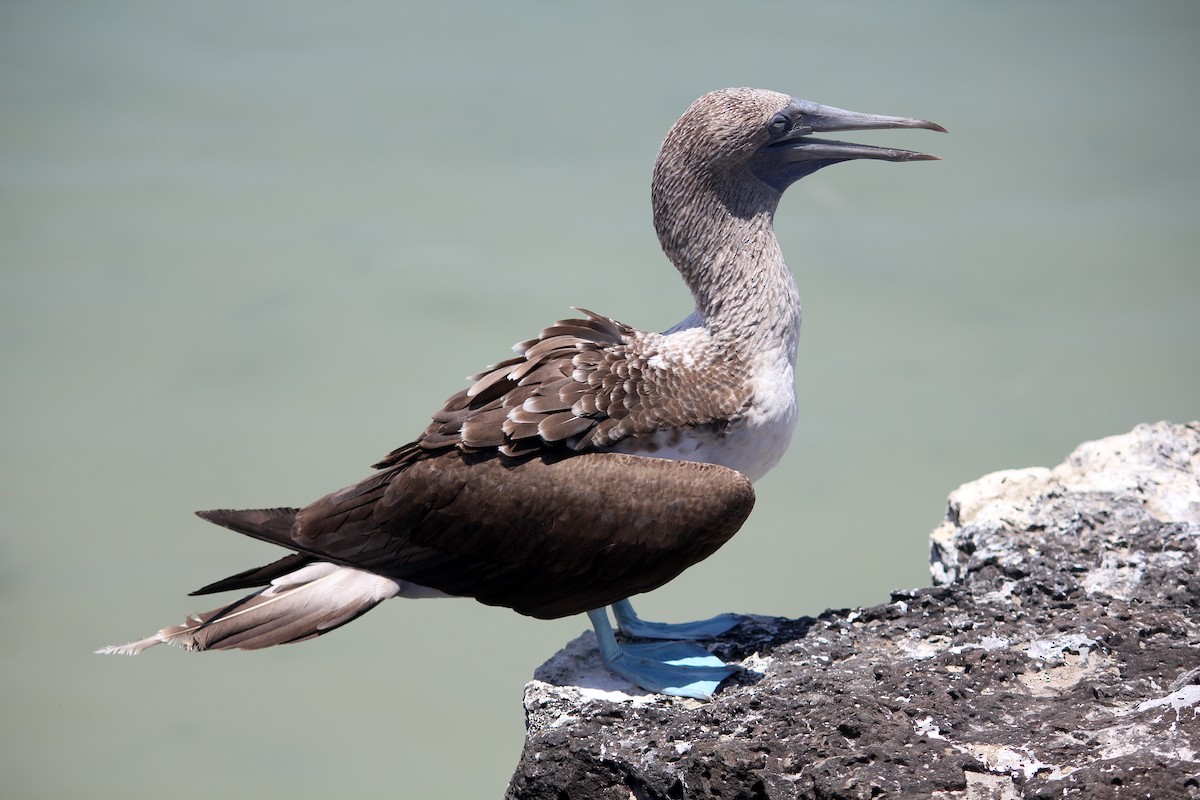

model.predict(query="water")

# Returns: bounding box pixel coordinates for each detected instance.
[2,2,1197,797]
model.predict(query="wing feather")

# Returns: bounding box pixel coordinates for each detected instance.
[230,451,755,619]
[372,309,750,470]
[180,451,754,621]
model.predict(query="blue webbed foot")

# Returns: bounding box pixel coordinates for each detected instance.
[588,608,738,699]
[612,598,741,641]
[611,640,737,698]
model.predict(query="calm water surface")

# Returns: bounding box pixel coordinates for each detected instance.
[2,2,1197,797]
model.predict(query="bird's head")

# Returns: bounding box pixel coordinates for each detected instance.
[655,87,946,196]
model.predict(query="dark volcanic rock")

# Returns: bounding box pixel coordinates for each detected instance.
[506,422,1200,799]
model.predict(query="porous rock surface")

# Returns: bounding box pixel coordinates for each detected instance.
[506,422,1200,799]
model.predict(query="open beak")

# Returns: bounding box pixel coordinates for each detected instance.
[751,97,945,190]
[773,99,946,163]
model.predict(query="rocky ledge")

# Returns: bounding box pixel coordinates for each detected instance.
[506,422,1200,799]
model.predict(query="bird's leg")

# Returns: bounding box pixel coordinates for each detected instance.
[611,598,741,641]
[587,608,737,699]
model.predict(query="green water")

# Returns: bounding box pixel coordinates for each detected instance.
[3,2,1197,797]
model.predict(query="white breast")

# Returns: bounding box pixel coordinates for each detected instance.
[614,343,798,484]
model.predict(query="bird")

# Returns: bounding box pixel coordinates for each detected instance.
[99,88,944,699]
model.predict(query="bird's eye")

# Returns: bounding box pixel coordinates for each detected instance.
[769,113,790,134]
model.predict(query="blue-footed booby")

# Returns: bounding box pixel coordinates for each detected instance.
[99,89,943,699]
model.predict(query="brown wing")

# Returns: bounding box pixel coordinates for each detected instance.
[373,309,750,469]
[199,450,755,619]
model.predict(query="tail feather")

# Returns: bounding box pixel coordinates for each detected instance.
[97,563,401,655]
[189,552,315,596]
[194,507,299,546]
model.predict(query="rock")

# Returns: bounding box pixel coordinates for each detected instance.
[505,422,1200,799]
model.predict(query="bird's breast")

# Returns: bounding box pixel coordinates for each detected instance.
[612,346,797,483]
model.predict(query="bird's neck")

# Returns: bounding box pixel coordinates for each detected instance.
[652,167,802,361]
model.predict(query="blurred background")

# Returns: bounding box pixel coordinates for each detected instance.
[2,2,1197,797]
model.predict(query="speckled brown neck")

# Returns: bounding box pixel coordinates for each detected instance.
[652,142,801,360]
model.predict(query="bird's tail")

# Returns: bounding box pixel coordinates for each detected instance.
[97,562,402,655]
